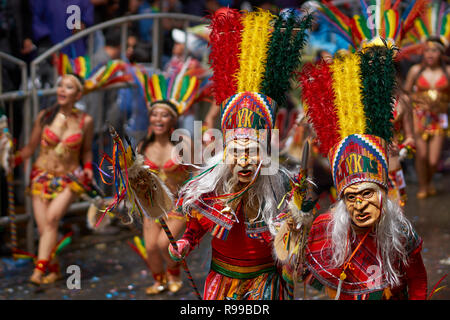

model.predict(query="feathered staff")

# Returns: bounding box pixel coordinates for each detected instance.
[98,125,202,299]
[0,108,18,256]
[274,142,318,298]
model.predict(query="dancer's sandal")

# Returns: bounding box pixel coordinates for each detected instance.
[416,191,428,199]
[145,273,167,295]
[42,262,62,284]
[29,259,48,285]
[167,267,183,293]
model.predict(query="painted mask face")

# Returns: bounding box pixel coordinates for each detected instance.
[343,182,384,229]
[226,139,262,184]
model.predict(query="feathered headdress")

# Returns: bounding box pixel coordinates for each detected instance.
[56,53,132,93]
[300,0,403,197]
[316,0,429,50]
[130,59,206,118]
[209,8,312,147]
[406,0,450,48]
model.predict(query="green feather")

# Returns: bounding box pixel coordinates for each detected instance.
[359,45,396,143]
[158,74,168,100]
[179,76,190,100]
[261,12,312,107]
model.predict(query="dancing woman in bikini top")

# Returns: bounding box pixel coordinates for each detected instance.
[404,37,450,199]
[138,100,192,296]
[13,74,94,285]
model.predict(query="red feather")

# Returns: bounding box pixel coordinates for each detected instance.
[208,8,243,105]
[298,61,340,156]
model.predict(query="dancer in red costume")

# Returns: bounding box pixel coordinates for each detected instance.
[168,8,313,300]
[13,73,94,285]
[288,1,428,300]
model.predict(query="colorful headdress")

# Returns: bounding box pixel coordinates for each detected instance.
[299,38,397,197]
[316,0,429,50]
[406,0,450,48]
[209,8,312,147]
[56,53,132,93]
[131,59,205,118]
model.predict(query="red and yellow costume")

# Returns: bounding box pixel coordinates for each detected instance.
[304,212,427,300]
[179,199,284,300]
[298,0,429,301]
[30,110,88,200]
[412,72,450,139]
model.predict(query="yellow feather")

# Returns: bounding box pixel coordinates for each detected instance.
[152,74,163,100]
[236,10,274,92]
[330,53,366,139]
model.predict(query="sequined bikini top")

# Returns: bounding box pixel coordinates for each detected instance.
[41,111,86,154]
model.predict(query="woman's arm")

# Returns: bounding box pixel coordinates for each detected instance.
[81,114,94,181]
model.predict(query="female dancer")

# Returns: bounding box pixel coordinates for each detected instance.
[138,100,192,295]
[135,66,206,295]
[14,73,94,284]
[404,37,450,198]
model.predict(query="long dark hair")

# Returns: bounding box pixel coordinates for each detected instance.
[40,103,61,127]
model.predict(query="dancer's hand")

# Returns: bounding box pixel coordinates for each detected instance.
[168,239,190,262]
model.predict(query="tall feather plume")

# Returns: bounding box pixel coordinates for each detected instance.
[261,10,312,107]
[359,45,396,143]
[330,53,367,139]
[236,9,274,93]
[400,0,429,41]
[208,8,244,105]
[298,61,340,156]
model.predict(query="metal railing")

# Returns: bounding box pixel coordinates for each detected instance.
[0,13,208,253]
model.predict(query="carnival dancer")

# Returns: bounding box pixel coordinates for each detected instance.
[137,68,200,295]
[13,73,94,285]
[295,0,429,300]
[165,8,313,300]
[12,56,130,285]
[403,0,450,199]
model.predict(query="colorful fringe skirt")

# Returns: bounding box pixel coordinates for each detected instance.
[413,106,447,140]
[29,166,83,200]
[203,256,287,300]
